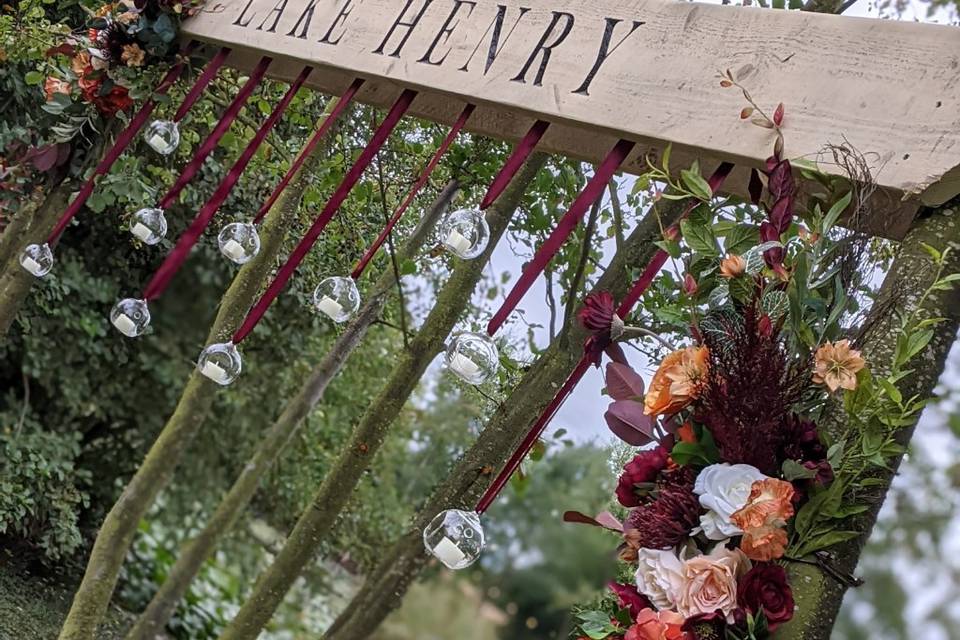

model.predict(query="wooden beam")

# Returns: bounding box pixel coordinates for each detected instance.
[183,0,960,238]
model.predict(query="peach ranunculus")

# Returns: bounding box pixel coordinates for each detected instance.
[121,43,145,67]
[812,339,865,392]
[625,608,689,640]
[71,51,91,76]
[719,254,747,278]
[44,77,71,101]
[643,347,709,417]
[731,478,795,561]
[675,545,750,621]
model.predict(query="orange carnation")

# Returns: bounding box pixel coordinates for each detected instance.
[643,346,709,417]
[731,478,795,561]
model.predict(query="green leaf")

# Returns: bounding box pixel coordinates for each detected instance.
[680,220,718,256]
[794,530,860,557]
[782,459,816,481]
[399,258,418,275]
[761,291,789,320]
[724,224,759,255]
[25,71,44,85]
[681,166,713,201]
[879,378,902,404]
[822,191,852,234]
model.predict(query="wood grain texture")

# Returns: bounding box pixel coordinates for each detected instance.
[183,0,960,238]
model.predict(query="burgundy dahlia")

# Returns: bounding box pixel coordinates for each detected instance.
[579,291,626,367]
[780,414,826,464]
[608,581,652,619]
[737,564,795,631]
[681,610,726,640]
[623,468,701,550]
[616,447,670,507]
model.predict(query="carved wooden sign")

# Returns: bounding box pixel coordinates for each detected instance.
[183,0,960,237]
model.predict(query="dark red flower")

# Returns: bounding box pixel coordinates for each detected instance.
[802,459,834,486]
[737,564,795,631]
[580,291,626,367]
[681,610,726,640]
[623,467,700,549]
[780,415,826,463]
[609,582,652,619]
[615,447,669,507]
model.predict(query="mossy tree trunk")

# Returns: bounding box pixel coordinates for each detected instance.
[124,180,459,640]
[57,105,338,640]
[777,204,960,640]
[323,198,688,640]
[217,153,549,640]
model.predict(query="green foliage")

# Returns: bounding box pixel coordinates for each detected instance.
[0,428,90,561]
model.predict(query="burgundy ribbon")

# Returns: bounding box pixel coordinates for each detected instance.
[45,43,202,243]
[253,78,365,225]
[480,119,549,210]
[231,89,418,344]
[350,103,475,280]
[173,47,230,122]
[142,67,312,302]
[474,161,735,514]
[486,138,636,335]
[158,56,272,211]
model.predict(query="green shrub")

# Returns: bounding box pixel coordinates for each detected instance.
[0,429,90,561]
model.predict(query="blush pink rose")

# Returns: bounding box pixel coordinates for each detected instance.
[676,546,750,621]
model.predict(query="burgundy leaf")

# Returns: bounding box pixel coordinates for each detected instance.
[773,102,785,127]
[605,399,656,446]
[26,145,59,172]
[748,169,763,205]
[563,510,623,532]
[606,362,645,401]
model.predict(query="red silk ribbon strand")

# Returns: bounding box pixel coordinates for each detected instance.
[474,161,736,514]
[142,66,312,302]
[158,56,272,211]
[479,119,549,210]
[252,78,365,225]
[486,138,636,336]
[173,46,230,122]
[350,103,475,280]
[45,43,201,243]
[231,89,418,344]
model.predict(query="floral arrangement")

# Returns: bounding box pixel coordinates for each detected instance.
[567,92,955,639]
[40,0,203,120]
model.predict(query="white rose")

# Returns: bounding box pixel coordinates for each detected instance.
[693,463,767,540]
[635,547,685,610]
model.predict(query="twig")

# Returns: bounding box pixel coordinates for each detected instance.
[619,326,677,351]
[544,269,557,340]
[608,178,626,253]
[562,191,602,329]
[375,150,410,349]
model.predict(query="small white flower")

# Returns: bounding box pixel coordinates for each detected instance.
[693,463,767,540]
[635,547,685,610]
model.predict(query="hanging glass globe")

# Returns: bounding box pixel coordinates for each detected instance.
[439,208,489,259]
[423,509,485,570]
[218,222,261,265]
[312,276,361,323]
[445,332,499,385]
[19,243,54,277]
[144,120,181,156]
[129,207,167,245]
[110,298,151,338]
[197,341,242,386]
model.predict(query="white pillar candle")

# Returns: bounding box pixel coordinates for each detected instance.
[222,239,246,261]
[316,295,344,320]
[148,134,167,152]
[444,229,472,255]
[131,222,154,242]
[22,257,43,276]
[112,314,138,337]
[449,352,480,378]
[432,536,467,567]
[201,360,228,384]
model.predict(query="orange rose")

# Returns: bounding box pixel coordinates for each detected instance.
[719,254,746,278]
[643,347,709,417]
[44,77,71,101]
[731,478,795,561]
[626,608,689,640]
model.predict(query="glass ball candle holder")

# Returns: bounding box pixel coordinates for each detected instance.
[218,222,261,265]
[19,243,54,277]
[445,332,499,385]
[423,509,485,570]
[312,276,361,323]
[129,207,167,245]
[110,298,151,338]
[197,341,242,386]
[439,208,489,259]
[144,120,181,156]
